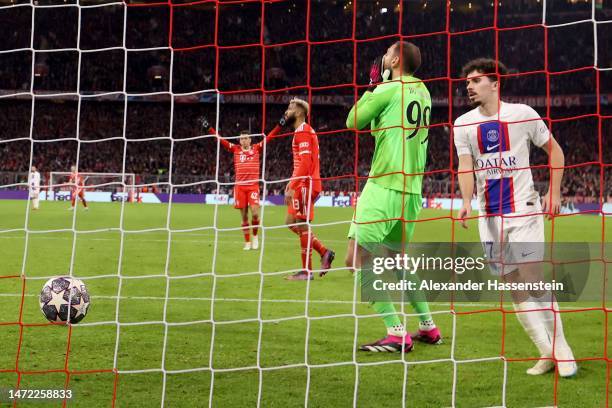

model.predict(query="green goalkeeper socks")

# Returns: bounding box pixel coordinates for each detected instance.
[394,268,433,323]
[358,269,402,329]
[359,268,432,330]
[410,300,433,323]
[371,301,402,329]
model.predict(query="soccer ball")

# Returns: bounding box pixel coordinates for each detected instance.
[39,277,90,324]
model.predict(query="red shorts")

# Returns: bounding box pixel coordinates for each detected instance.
[287,185,320,221]
[72,189,84,199]
[234,185,260,209]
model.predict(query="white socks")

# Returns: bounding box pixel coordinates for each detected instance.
[387,321,436,337]
[514,301,553,357]
[514,292,577,377]
[527,293,577,377]
[387,324,406,337]
[419,319,436,331]
[32,198,39,210]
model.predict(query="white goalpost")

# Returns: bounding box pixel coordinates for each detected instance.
[47,172,136,202]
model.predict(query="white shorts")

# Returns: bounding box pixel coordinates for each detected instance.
[29,188,40,199]
[478,206,545,276]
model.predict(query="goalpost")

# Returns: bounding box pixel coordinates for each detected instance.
[48,172,136,202]
[0,0,608,406]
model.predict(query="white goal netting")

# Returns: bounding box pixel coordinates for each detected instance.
[0,0,608,406]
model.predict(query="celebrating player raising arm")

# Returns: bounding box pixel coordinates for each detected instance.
[345,41,441,353]
[454,58,576,377]
[201,118,281,250]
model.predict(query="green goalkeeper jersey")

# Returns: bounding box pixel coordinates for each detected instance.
[346,75,431,194]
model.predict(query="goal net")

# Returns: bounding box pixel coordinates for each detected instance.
[0,0,609,407]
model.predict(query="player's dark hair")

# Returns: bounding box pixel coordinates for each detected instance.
[240,130,250,136]
[392,41,421,75]
[461,58,508,88]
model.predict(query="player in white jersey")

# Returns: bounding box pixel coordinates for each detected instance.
[29,166,41,210]
[453,58,577,377]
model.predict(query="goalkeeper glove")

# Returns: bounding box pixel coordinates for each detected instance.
[278,114,288,127]
[368,55,391,91]
[198,116,212,133]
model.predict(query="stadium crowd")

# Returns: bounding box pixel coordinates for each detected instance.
[1,99,609,202]
[0,0,609,202]
[1,0,608,93]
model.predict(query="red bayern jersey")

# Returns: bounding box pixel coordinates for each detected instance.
[69,172,84,189]
[213,127,280,187]
[289,122,321,191]
[219,140,264,186]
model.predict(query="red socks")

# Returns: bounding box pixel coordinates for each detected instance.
[251,216,259,236]
[289,226,327,273]
[310,235,327,257]
[241,222,250,243]
[72,194,87,208]
[299,231,313,272]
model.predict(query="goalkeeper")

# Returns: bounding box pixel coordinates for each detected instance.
[345,41,441,352]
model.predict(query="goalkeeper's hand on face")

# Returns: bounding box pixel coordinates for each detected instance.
[368,55,391,92]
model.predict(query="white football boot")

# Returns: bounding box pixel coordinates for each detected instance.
[526,358,555,375]
[555,345,578,378]
[526,351,578,377]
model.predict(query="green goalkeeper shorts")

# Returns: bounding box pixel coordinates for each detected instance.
[347,180,422,250]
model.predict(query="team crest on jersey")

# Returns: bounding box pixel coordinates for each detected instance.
[486,129,499,142]
[477,121,510,154]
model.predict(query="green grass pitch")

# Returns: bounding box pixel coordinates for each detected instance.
[0,199,609,407]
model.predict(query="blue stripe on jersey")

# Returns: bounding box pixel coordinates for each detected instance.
[477,122,510,154]
[485,177,516,215]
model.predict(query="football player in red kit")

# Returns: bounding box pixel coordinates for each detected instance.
[282,98,334,280]
[68,165,88,210]
[201,118,280,250]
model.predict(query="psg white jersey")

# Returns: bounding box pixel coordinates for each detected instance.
[453,102,551,216]
[29,171,41,190]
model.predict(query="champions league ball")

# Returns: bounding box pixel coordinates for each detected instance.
[39,277,90,324]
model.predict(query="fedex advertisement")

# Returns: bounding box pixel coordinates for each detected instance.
[4,191,610,215]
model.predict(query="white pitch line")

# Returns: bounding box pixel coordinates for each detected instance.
[0,234,352,245]
[0,293,582,310]
[0,293,365,304]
